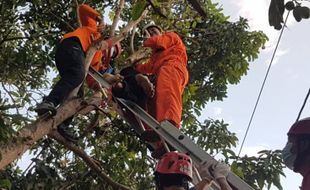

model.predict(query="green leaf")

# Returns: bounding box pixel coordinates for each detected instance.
[0,179,12,189]
[131,0,147,20]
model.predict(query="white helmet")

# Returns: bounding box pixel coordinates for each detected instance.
[142,23,163,36]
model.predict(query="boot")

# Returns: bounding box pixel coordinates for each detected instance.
[34,101,56,116]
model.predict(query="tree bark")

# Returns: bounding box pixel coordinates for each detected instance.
[0,97,101,170]
[110,0,125,37]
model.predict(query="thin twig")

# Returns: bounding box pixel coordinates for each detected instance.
[75,0,82,27]
[130,26,136,54]
[47,10,75,31]
[48,131,131,190]
[1,84,19,115]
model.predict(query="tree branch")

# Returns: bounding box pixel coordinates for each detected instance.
[110,0,125,37]
[48,131,131,190]
[125,47,150,66]
[74,0,82,27]
[47,10,75,31]
[187,0,207,17]
[130,26,136,54]
[1,83,20,115]
[79,111,100,138]
[0,97,102,170]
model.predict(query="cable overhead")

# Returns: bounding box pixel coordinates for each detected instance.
[296,88,310,122]
[237,11,291,157]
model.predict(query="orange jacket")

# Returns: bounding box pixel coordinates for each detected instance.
[63,4,101,52]
[62,4,104,89]
[136,32,187,75]
[136,32,188,128]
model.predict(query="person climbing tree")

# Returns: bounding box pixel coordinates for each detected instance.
[134,23,189,158]
[34,4,106,142]
[282,117,310,190]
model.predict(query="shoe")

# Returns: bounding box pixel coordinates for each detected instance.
[57,124,79,143]
[141,130,161,142]
[34,101,56,116]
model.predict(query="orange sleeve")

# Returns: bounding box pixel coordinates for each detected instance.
[143,32,178,50]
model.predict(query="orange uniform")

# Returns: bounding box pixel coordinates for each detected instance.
[136,32,188,128]
[63,4,101,52]
[62,4,103,90]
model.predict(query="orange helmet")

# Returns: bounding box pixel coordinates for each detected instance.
[155,152,192,180]
[288,117,310,136]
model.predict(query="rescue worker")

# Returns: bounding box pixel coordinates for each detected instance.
[134,23,189,158]
[154,152,193,190]
[282,117,310,190]
[34,4,105,141]
[155,152,232,190]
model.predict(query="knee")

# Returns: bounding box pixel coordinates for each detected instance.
[64,69,85,87]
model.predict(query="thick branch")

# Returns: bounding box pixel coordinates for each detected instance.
[110,0,125,37]
[125,47,150,65]
[0,97,102,170]
[48,131,131,190]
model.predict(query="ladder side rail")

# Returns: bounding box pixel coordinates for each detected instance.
[88,67,111,89]
[117,98,254,190]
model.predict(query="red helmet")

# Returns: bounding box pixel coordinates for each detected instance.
[288,117,310,136]
[155,152,192,180]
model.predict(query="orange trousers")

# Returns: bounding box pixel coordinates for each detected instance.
[148,63,188,128]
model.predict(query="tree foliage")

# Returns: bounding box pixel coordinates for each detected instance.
[0,0,285,189]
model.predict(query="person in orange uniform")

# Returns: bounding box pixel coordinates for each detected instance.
[135,24,189,157]
[35,4,103,141]
[136,24,188,129]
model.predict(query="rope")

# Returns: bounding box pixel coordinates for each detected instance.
[296,88,310,122]
[237,11,290,157]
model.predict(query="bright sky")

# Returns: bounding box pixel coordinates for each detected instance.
[205,0,310,189]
